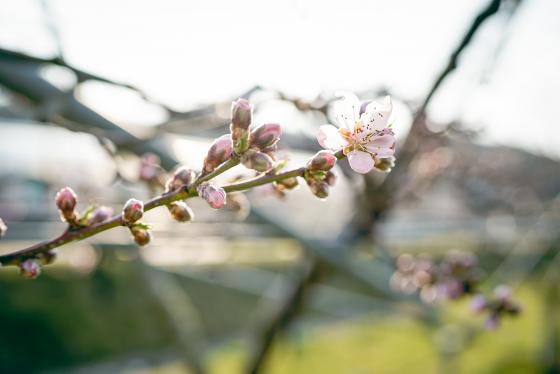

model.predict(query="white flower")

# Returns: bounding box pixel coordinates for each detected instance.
[317,92,396,174]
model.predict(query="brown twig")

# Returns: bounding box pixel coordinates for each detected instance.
[0,155,343,266]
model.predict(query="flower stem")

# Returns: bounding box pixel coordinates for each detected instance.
[193,157,240,188]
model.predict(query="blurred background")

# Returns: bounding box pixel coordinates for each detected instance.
[0,0,559,373]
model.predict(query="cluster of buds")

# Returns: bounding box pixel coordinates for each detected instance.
[470,286,521,330]
[391,250,483,303]
[197,182,227,209]
[0,217,7,239]
[139,153,165,188]
[303,150,337,199]
[121,199,151,246]
[229,97,282,173]
[55,187,78,225]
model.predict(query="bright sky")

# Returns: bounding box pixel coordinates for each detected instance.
[0,0,559,158]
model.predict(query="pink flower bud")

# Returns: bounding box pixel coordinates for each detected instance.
[122,198,144,224]
[0,218,7,239]
[166,166,196,192]
[249,123,282,150]
[203,134,233,172]
[55,186,77,217]
[20,259,41,279]
[307,150,337,171]
[230,99,253,155]
[87,206,114,225]
[168,201,194,222]
[241,149,274,172]
[130,226,151,246]
[231,98,253,131]
[197,183,227,209]
[308,181,329,199]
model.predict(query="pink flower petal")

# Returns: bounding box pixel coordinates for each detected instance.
[347,150,374,174]
[360,96,392,133]
[317,125,348,150]
[365,134,396,157]
[333,91,361,131]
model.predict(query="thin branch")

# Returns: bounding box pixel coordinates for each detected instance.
[246,257,322,374]
[0,157,342,266]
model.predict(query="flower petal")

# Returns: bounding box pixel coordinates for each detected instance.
[364,134,395,157]
[317,124,348,150]
[332,91,361,131]
[347,150,374,174]
[360,95,392,133]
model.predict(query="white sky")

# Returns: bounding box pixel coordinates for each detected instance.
[0,0,559,158]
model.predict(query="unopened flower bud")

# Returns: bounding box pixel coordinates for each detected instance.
[231,98,253,131]
[325,171,336,186]
[241,149,274,172]
[197,183,227,209]
[130,225,151,246]
[249,123,282,150]
[55,187,78,222]
[20,259,41,279]
[203,134,233,172]
[166,166,196,192]
[0,218,7,239]
[230,98,253,154]
[374,157,396,173]
[122,198,144,224]
[87,206,114,225]
[275,177,299,190]
[309,181,329,199]
[168,201,194,222]
[307,150,337,171]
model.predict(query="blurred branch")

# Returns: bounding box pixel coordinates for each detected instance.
[352,0,519,237]
[0,49,179,168]
[419,0,502,113]
[141,264,207,374]
[246,256,323,374]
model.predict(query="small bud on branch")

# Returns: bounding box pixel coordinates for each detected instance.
[20,259,41,279]
[55,187,78,224]
[122,199,144,224]
[241,149,274,172]
[130,224,151,246]
[203,134,234,173]
[197,183,227,209]
[168,201,194,222]
[250,123,282,150]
